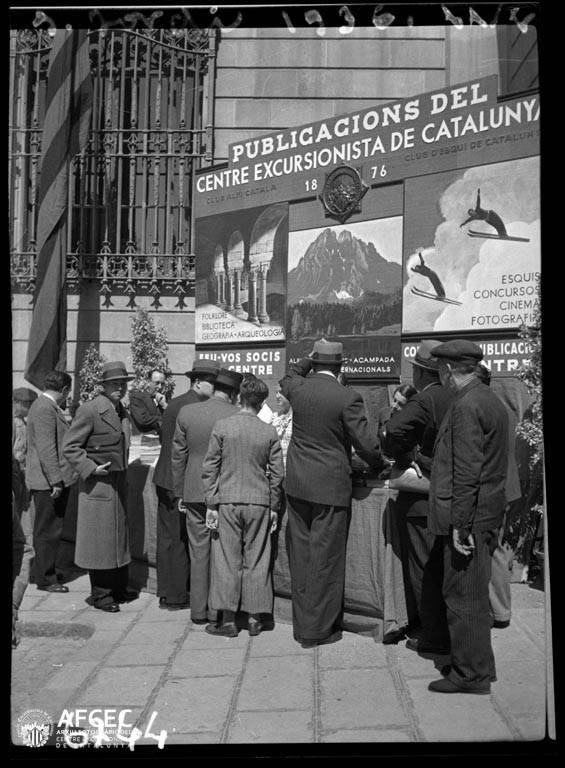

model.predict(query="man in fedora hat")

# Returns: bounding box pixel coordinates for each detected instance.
[172,367,243,624]
[383,340,455,646]
[426,340,509,695]
[152,358,220,610]
[279,339,383,648]
[129,368,168,438]
[63,361,136,612]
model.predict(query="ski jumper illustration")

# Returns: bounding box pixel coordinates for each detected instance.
[460,188,530,242]
[410,253,462,306]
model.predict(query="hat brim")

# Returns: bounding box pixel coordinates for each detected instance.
[410,358,439,371]
[100,375,135,382]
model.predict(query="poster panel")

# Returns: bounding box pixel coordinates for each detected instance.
[286,216,402,378]
[194,346,286,410]
[401,338,534,380]
[195,203,288,345]
[402,156,540,334]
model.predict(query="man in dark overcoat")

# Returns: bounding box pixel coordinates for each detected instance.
[63,361,134,613]
[383,340,455,648]
[171,368,242,624]
[279,339,382,648]
[152,358,220,610]
[129,368,167,437]
[427,340,509,694]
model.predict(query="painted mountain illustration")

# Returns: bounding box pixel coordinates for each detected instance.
[287,228,401,304]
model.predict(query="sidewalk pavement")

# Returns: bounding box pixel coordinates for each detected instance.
[11,576,549,749]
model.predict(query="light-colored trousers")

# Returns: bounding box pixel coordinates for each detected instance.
[209,503,273,615]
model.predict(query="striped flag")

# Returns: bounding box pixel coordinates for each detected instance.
[24,29,92,388]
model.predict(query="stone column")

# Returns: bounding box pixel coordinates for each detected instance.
[214,270,223,306]
[224,270,234,311]
[247,267,258,323]
[257,264,270,324]
[233,267,246,318]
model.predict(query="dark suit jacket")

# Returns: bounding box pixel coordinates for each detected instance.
[25,394,76,490]
[429,378,509,535]
[129,390,164,435]
[202,412,284,510]
[171,396,239,503]
[153,389,202,491]
[280,359,382,507]
[383,382,455,516]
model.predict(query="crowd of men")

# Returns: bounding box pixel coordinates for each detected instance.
[12,336,511,695]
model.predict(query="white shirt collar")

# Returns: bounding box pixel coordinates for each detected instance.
[42,392,58,405]
[316,370,337,379]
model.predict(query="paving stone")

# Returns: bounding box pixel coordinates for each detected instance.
[79,666,165,706]
[19,593,48,610]
[491,628,545,662]
[74,611,139,631]
[321,668,406,730]
[395,647,450,679]
[507,714,547,741]
[513,612,546,652]
[137,603,192,623]
[71,630,126,661]
[237,655,313,711]
[179,630,249,651]
[34,594,92,612]
[105,641,179,667]
[492,659,546,719]
[151,677,235,733]
[509,584,545,610]
[122,621,186,644]
[318,634,387,670]
[228,710,313,743]
[170,648,246,677]
[47,661,99,690]
[322,728,412,743]
[248,626,314,657]
[408,678,512,742]
[19,610,84,625]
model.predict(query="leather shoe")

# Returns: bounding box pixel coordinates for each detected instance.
[428,678,490,695]
[301,631,342,649]
[96,602,120,613]
[116,590,138,604]
[191,617,208,624]
[248,621,263,636]
[205,623,238,637]
[406,637,450,655]
[38,584,69,593]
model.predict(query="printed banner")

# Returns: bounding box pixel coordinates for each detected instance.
[194,76,539,216]
[195,203,288,345]
[401,338,534,379]
[286,216,402,379]
[402,156,540,333]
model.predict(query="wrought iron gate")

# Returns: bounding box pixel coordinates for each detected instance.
[9,27,216,307]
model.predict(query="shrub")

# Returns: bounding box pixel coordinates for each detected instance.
[130,309,175,399]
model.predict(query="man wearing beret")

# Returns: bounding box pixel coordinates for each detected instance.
[172,367,242,624]
[383,340,456,647]
[426,339,509,694]
[63,362,136,612]
[279,339,383,648]
[152,358,220,610]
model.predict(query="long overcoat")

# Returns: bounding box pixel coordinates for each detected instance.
[63,395,131,569]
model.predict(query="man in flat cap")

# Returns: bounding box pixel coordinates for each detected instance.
[279,339,383,648]
[426,339,509,694]
[383,340,456,646]
[63,362,135,612]
[152,358,220,610]
[172,367,243,624]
